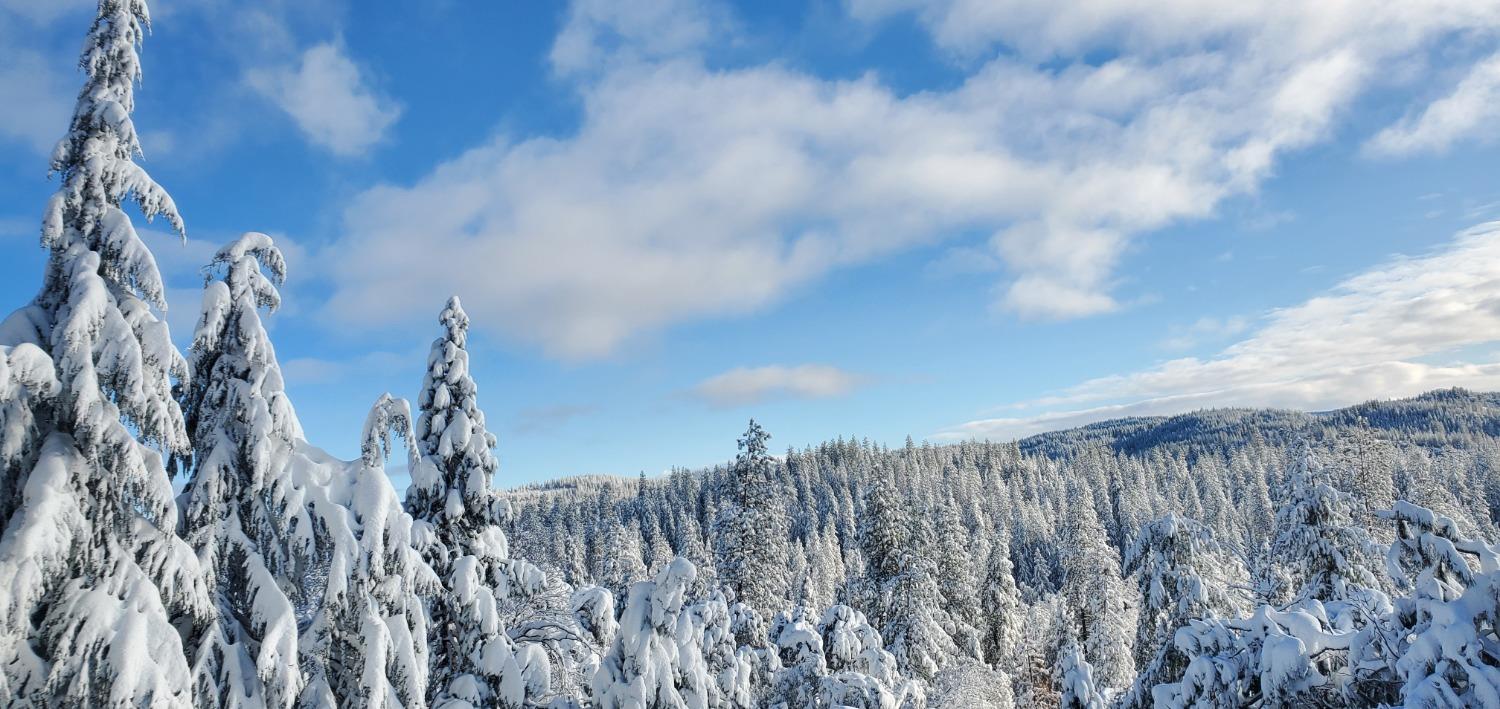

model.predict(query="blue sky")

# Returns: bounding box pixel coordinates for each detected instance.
[3,0,1500,485]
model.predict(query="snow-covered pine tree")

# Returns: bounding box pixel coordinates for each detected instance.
[1117,514,1244,708]
[979,527,1024,672]
[883,503,959,683]
[930,663,1015,709]
[592,557,709,708]
[301,395,437,708]
[408,296,499,534]
[728,600,780,698]
[1013,599,1062,707]
[1273,442,1381,605]
[1058,486,1135,691]
[682,588,753,707]
[767,606,827,707]
[0,343,55,529]
[404,297,535,708]
[0,0,213,703]
[177,233,303,708]
[932,495,982,658]
[815,604,922,707]
[595,515,649,607]
[1358,500,1500,706]
[713,420,790,611]
[1055,636,1104,709]
[858,473,908,628]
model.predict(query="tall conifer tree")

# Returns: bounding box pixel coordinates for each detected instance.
[0,1,211,703]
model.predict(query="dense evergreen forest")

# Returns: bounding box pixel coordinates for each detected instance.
[504,390,1500,705]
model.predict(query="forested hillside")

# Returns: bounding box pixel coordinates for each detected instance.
[504,390,1500,705]
[507,390,1500,598]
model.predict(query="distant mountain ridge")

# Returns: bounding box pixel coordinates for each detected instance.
[502,388,1500,493]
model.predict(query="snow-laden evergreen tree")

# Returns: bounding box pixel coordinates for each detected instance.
[930,663,1014,709]
[1013,599,1062,707]
[1154,601,1359,706]
[1273,442,1381,606]
[176,233,303,708]
[1117,514,1244,708]
[0,343,56,528]
[592,556,709,708]
[407,296,499,532]
[932,496,982,658]
[858,474,908,627]
[979,527,1024,671]
[599,517,649,605]
[0,0,213,703]
[1058,487,1135,691]
[803,523,844,611]
[728,600,781,698]
[404,296,536,708]
[713,420,790,610]
[1055,636,1104,709]
[1361,501,1500,706]
[681,588,753,707]
[815,604,922,708]
[768,607,827,707]
[882,504,960,683]
[300,395,437,708]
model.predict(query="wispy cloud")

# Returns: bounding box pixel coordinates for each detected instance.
[248,42,401,156]
[938,222,1500,440]
[693,365,863,408]
[549,0,726,75]
[1159,315,1251,351]
[1367,51,1500,157]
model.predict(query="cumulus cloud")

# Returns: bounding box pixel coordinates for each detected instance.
[1367,51,1500,157]
[248,42,401,156]
[317,0,1500,357]
[693,365,863,408]
[937,222,1500,441]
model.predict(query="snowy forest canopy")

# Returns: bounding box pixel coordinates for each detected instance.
[2,2,1500,708]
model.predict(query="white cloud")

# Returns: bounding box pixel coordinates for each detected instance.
[1367,51,1500,157]
[845,0,1496,63]
[550,0,723,74]
[317,0,1500,358]
[248,42,401,156]
[937,222,1500,440]
[1159,315,1251,351]
[693,365,863,408]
